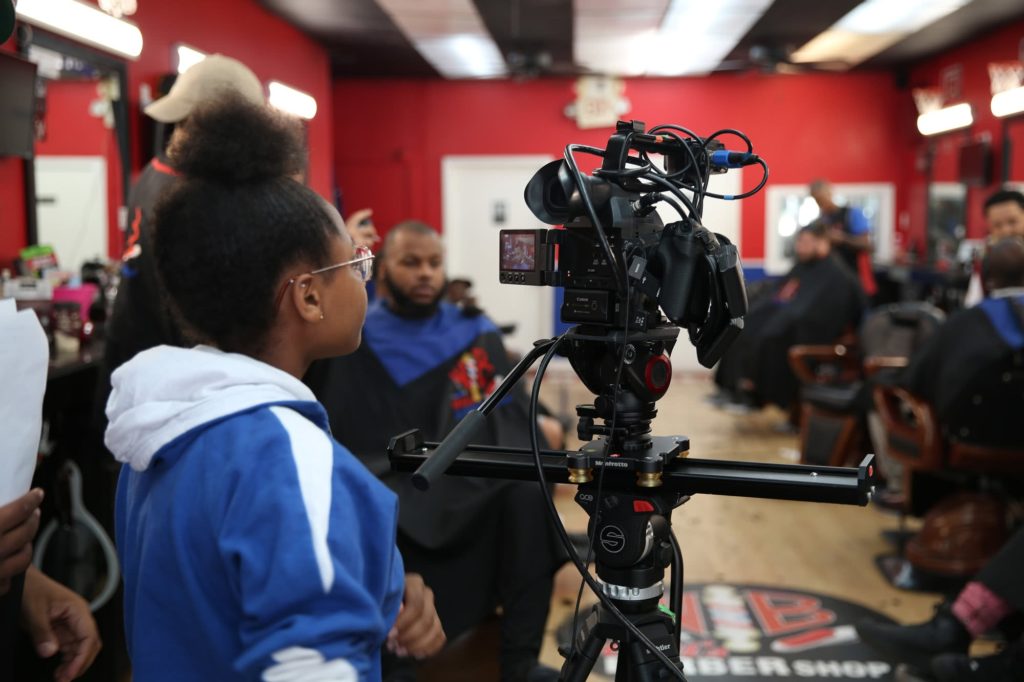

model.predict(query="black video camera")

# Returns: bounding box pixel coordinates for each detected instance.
[498,120,765,367]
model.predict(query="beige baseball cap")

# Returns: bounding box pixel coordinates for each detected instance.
[144,54,264,123]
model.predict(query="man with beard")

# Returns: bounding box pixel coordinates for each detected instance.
[714,223,867,411]
[307,220,565,682]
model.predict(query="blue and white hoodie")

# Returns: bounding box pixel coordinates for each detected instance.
[106,345,404,681]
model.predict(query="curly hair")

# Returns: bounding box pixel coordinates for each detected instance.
[152,93,336,354]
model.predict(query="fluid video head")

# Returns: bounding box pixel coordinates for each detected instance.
[497,119,766,368]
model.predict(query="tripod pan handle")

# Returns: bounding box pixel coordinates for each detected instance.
[412,410,487,491]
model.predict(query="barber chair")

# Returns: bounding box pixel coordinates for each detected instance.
[873,346,1024,588]
[788,303,945,468]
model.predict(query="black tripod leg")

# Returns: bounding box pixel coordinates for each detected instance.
[560,612,607,682]
[617,614,686,682]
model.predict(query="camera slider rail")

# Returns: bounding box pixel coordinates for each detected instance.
[388,429,876,507]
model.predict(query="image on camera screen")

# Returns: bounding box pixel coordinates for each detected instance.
[501,232,536,271]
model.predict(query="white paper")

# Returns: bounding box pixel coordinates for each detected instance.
[0,297,49,505]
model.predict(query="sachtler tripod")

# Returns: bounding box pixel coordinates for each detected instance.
[391,333,877,682]
[557,482,686,681]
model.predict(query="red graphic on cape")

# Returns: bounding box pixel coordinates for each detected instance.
[449,347,498,415]
[774,278,800,303]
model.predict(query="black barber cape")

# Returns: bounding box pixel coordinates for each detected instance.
[715,255,866,409]
[898,293,1024,446]
[0,574,24,678]
[307,301,565,638]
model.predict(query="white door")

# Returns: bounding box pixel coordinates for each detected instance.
[35,156,108,273]
[442,155,554,356]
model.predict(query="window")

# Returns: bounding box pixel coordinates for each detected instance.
[763,183,895,275]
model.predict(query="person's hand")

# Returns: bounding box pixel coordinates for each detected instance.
[21,566,102,682]
[0,488,44,595]
[345,208,380,249]
[385,573,445,660]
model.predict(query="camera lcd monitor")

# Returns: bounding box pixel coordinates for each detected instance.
[501,232,536,271]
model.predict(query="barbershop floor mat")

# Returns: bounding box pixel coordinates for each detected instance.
[555,583,900,681]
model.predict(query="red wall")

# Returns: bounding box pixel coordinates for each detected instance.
[0,155,26,271]
[0,36,26,269]
[4,10,1023,271]
[0,0,333,269]
[333,71,909,262]
[333,19,1024,264]
[904,20,1024,246]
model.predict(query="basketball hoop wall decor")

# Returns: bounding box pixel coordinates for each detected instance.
[989,60,1024,118]
[913,84,973,136]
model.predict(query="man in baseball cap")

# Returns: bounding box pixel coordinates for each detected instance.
[144,53,264,122]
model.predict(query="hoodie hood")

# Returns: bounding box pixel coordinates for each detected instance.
[106,345,317,471]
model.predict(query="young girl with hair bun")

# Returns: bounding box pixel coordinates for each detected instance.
[105,94,444,681]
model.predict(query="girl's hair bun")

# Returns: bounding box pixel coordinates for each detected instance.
[168,91,307,184]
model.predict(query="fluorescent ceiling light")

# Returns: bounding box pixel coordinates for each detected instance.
[415,34,507,79]
[649,0,774,76]
[792,31,903,67]
[574,0,773,77]
[992,86,1024,119]
[917,103,973,136]
[836,0,971,34]
[268,81,317,120]
[16,0,143,59]
[175,44,208,75]
[793,0,971,67]
[575,0,666,76]
[375,0,506,78]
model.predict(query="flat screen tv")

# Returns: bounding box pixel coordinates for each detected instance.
[958,139,992,187]
[0,51,37,159]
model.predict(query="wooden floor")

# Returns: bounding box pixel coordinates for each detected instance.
[533,368,941,673]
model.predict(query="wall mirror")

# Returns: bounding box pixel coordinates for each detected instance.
[18,28,131,276]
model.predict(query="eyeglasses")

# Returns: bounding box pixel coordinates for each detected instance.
[311,245,375,282]
[274,245,375,309]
